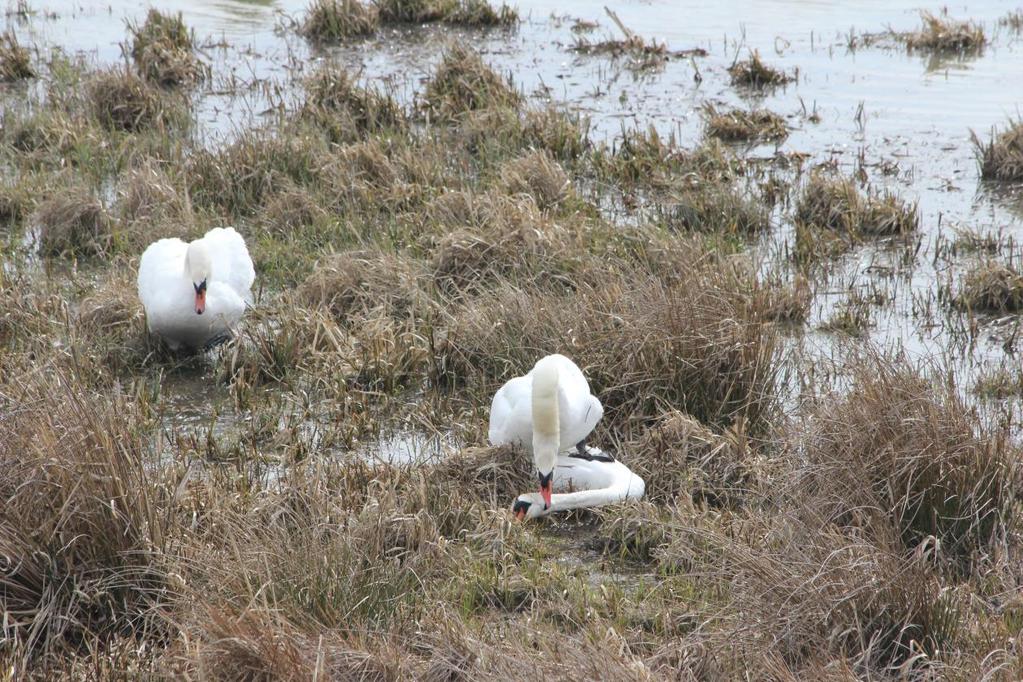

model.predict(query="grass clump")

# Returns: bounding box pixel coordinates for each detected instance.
[0,371,173,662]
[88,69,186,133]
[301,64,405,140]
[906,12,986,52]
[422,45,522,119]
[295,250,424,320]
[973,120,1023,182]
[33,184,113,257]
[128,9,205,86]
[661,186,770,235]
[496,149,572,211]
[728,50,792,88]
[627,411,755,508]
[0,31,34,81]
[795,173,918,239]
[703,105,788,142]
[301,0,379,42]
[376,0,517,27]
[187,130,325,217]
[799,357,1018,571]
[957,261,1023,313]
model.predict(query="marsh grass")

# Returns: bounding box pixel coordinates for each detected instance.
[703,105,788,142]
[728,50,792,88]
[376,0,518,27]
[422,45,522,119]
[0,30,34,81]
[302,0,379,42]
[301,63,406,141]
[496,149,573,211]
[88,68,188,133]
[34,183,114,257]
[973,119,1023,182]
[660,185,770,235]
[794,173,918,264]
[0,370,175,663]
[957,261,1023,313]
[127,9,205,86]
[4,11,1023,680]
[906,12,986,52]
[798,357,1018,572]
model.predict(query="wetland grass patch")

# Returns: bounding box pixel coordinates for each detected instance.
[33,182,114,257]
[128,9,205,86]
[956,261,1023,313]
[973,119,1023,182]
[906,11,986,52]
[422,44,523,119]
[301,0,379,42]
[376,0,518,27]
[0,31,34,81]
[703,105,788,142]
[728,50,792,88]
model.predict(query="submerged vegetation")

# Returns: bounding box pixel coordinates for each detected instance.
[2,3,1023,680]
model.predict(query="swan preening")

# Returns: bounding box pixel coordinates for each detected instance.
[138,227,254,351]
[488,353,645,517]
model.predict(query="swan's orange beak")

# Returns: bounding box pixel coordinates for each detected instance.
[538,471,553,510]
[194,290,206,315]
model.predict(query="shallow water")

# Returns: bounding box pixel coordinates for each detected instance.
[6,0,1023,426]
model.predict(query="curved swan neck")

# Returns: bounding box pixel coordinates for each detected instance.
[531,357,560,473]
[184,240,213,284]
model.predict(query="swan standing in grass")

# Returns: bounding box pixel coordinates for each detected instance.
[489,354,644,517]
[137,227,254,351]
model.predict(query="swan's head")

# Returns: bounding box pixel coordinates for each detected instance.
[184,241,213,315]
[512,493,548,521]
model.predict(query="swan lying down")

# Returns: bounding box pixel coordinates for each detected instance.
[137,227,254,352]
[512,446,645,520]
[489,353,645,519]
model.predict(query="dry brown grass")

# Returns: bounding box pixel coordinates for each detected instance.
[128,9,205,86]
[422,45,522,119]
[88,69,186,133]
[973,119,1023,182]
[906,12,986,52]
[302,0,379,42]
[435,252,778,436]
[116,159,188,227]
[728,50,792,88]
[704,105,788,142]
[295,249,425,321]
[187,129,326,216]
[627,410,756,508]
[376,0,517,26]
[301,64,406,141]
[661,185,770,235]
[34,183,114,257]
[797,356,1018,571]
[957,261,1023,313]
[496,149,573,211]
[0,30,34,82]
[795,173,918,239]
[0,370,176,664]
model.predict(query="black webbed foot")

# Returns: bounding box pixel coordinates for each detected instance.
[202,332,233,352]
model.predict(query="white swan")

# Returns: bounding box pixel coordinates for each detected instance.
[137,227,255,351]
[512,447,646,519]
[489,353,604,509]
